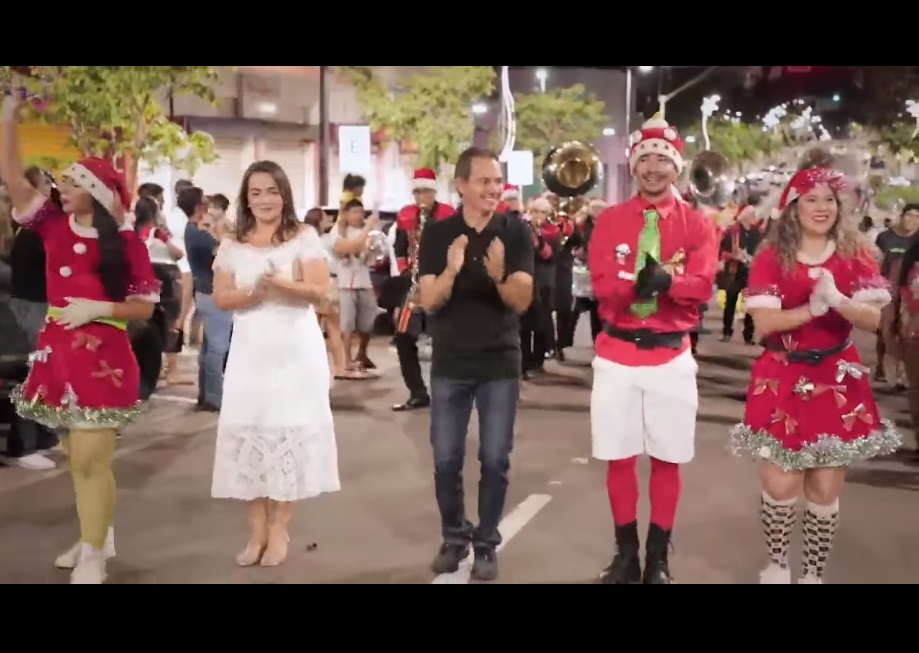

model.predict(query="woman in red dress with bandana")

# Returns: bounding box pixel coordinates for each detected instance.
[2,92,159,584]
[732,154,901,585]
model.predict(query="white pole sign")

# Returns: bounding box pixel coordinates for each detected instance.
[338,125,372,175]
[506,150,534,186]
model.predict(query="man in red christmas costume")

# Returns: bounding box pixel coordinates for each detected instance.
[391,168,453,411]
[589,115,718,584]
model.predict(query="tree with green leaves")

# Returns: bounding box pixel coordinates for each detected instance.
[334,66,495,169]
[0,66,225,189]
[683,118,779,170]
[513,84,608,170]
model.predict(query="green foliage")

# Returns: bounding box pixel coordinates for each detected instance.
[875,185,919,211]
[514,85,608,169]
[683,118,780,168]
[0,66,225,175]
[870,121,917,160]
[335,66,495,169]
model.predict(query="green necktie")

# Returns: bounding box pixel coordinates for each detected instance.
[630,209,662,319]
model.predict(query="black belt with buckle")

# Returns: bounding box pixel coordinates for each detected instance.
[764,339,851,365]
[602,324,687,350]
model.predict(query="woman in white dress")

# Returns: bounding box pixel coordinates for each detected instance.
[212,161,340,568]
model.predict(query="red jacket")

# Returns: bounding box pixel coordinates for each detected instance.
[393,201,454,273]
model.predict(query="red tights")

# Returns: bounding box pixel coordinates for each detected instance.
[606,457,681,530]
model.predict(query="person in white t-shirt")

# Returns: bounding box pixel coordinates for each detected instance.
[328,199,382,372]
[305,208,367,380]
[166,179,196,347]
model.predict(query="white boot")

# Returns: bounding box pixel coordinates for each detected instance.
[55,527,116,569]
[759,563,791,584]
[69,544,107,584]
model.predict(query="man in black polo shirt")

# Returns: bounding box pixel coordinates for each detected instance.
[418,147,534,582]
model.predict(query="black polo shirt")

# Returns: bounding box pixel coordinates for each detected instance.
[419,212,534,380]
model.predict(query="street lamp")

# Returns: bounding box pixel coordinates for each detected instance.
[638,66,655,74]
[471,102,488,115]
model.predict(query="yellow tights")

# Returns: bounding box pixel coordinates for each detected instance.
[62,428,117,550]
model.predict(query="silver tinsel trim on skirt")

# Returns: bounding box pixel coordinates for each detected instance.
[729,419,902,472]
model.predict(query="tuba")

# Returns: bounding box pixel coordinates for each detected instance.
[542,141,601,244]
[688,150,736,209]
[542,141,601,205]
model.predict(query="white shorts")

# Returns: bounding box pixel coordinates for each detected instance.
[591,349,699,464]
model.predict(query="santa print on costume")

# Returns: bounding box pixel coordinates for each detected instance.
[732,163,901,584]
[390,168,453,411]
[588,115,718,584]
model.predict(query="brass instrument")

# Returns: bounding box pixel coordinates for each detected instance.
[688,150,736,209]
[396,205,429,334]
[542,141,601,245]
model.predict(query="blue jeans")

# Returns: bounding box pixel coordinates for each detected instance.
[194,292,232,408]
[430,376,519,550]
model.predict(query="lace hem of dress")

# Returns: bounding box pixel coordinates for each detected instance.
[728,419,902,472]
[11,384,141,429]
[211,424,339,502]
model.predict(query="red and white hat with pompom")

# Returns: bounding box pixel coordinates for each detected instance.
[502,184,519,200]
[412,168,438,191]
[63,157,132,215]
[629,113,685,174]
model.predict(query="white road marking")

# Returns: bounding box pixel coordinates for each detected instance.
[150,394,198,405]
[431,493,552,584]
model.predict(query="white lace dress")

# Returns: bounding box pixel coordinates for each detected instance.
[210,230,341,502]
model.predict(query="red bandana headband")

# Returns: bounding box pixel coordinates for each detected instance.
[778,167,847,211]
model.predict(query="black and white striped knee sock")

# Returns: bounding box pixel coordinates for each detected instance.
[801,500,840,580]
[761,492,796,569]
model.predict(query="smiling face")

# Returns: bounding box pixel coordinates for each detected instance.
[246,172,284,225]
[634,153,678,199]
[796,184,838,237]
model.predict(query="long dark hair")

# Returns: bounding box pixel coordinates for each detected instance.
[92,200,129,301]
[234,160,300,244]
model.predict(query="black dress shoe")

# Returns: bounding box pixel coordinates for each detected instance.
[392,395,430,412]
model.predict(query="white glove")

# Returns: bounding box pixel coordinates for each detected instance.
[809,291,830,317]
[57,297,114,330]
[814,268,847,308]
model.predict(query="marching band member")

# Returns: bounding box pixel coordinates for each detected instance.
[589,115,718,584]
[520,197,561,377]
[497,184,522,217]
[391,168,453,411]
[732,157,902,584]
[2,92,159,584]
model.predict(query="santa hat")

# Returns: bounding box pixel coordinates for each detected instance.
[412,168,437,191]
[629,114,685,174]
[502,184,519,200]
[63,157,132,215]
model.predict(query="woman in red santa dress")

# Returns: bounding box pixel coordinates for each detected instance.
[731,158,902,585]
[1,92,159,584]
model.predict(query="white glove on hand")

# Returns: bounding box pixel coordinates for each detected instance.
[807,267,847,314]
[57,297,114,330]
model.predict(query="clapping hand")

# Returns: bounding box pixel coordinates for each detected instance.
[485,238,506,283]
[635,254,673,299]
[808,267,846,315]
[447,235,468,275]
